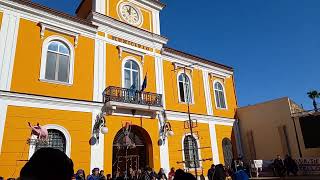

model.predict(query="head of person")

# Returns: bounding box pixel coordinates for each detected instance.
[20,148,74,180]
[107,174,111,179]
[211,164,215,169]
[158,168,164,174]
[100,170,105,176]
[175,169,185,178]
[277,155,281,159]
[93,168,99,176]
[170,167,175,172]
[76,169,85,177]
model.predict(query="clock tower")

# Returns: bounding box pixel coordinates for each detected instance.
[76,0,165,35]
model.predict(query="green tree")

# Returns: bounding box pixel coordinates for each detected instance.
[307,90,320,111]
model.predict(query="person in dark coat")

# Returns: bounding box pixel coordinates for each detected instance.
[273,155,286,177]
[284,155,298,176]
[207,164,215,180]
[212,164,226,180]
[157,168,167,180]
[19,148,74,180]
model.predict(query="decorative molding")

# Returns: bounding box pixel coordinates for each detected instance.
[209,121,220,164]
[0,91,103,112]
[0,10,20,91]
[0,100,8,155]
[117,45,145,63]
[165,110,235,126]
[90,110,105,171]
[93,39,106,102]
[89,12,168,46]
[0,0,97,36]
[134,0,165,11]
[39,22,79,47]
[203,71,213,115]
[162,52,233,79]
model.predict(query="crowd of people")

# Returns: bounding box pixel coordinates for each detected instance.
[273,155,298,177]
[0,148,299,180]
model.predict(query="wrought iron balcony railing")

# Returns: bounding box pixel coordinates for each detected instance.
[103,86,163,107]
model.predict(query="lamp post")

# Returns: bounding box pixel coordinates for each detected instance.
[158,120,174,145]
[183,64,199,179]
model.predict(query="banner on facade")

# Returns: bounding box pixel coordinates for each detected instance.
[295,158,320,175]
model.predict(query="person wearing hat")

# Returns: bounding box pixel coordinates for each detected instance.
[87,168,100,180]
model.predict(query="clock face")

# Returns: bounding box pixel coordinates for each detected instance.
[118,3,142,26]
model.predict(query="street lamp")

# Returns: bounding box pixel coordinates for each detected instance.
[158,121,174,146]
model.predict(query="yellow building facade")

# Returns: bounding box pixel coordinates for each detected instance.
[0,0,240,178]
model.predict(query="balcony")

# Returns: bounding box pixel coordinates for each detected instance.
[103,86,163,114]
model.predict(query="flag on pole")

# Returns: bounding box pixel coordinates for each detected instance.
[141,73,147,91]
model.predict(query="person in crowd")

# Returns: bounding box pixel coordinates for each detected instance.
[157,168,167,180]
[212,164,226,180]
[172,170,195,180]
[284,155,298,176]
[150,168,158,180]
[142,167,153,180]
[99,170,107,180]
[273,155,286,177]
[168,168,175,180]
[106,174,112,180]
[0,177,3,180]
[207,164,215,180]
[135,169,143,180]
[76,169,86,180]
[87,168,100,180]
[19,148,74,180]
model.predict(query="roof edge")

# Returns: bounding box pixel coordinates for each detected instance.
[162,47,233,72]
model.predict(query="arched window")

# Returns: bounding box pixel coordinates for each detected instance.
[178,73,192,103]
[222,138,233,167]
[35,129,66,153]
[214,81,227,109]
[44,41,71,83]
[183,135,200,168]
[124,60,140,90]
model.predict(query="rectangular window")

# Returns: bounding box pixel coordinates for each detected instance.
[58,55,69,82]
[45,52,57,80]
[179,82,185,102]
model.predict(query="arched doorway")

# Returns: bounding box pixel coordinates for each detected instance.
[112,125,153,177]
[222,138,233,167]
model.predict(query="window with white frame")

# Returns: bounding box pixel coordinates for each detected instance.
[178,73,192,103]
[44,41,71,83]
[214,81,227,109]
[124,60,140,90]
[35,129,66,153]
[183,135,200,168]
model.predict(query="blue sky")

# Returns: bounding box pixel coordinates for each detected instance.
[33,0,320,109]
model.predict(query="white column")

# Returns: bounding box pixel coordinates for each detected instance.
[93,0,106,15]
[155,56,169,173]
[202,70,213,116]
[93,38,106,102]
[209,121,220,164]
[152,10,161,35]
[0,100,8,155]
[0,11,20,91]
[155,56,166,108]
[90,110,105,170]
[158,113,170,174]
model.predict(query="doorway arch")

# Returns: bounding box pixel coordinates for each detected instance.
[112,125,153,177]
